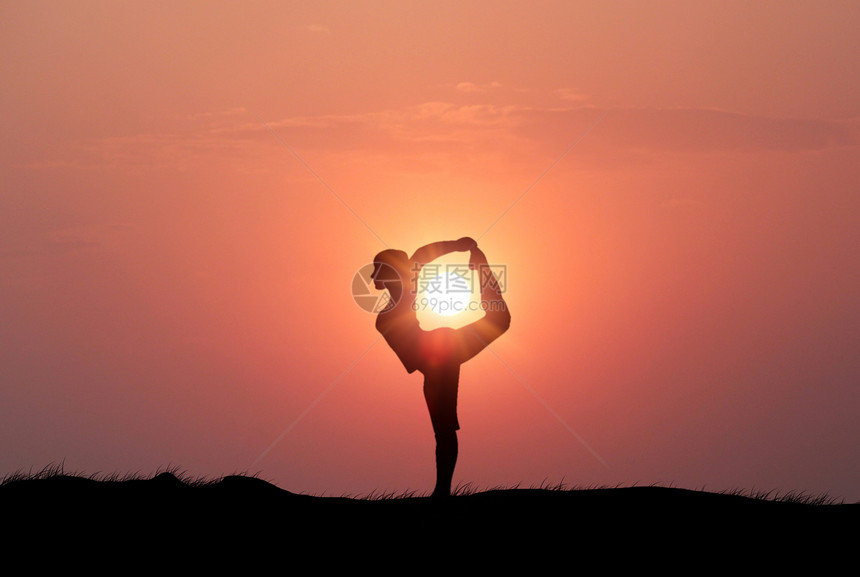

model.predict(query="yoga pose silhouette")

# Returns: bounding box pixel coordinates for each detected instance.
[372,237,511,498]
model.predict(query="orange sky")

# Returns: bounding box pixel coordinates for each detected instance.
[2,1,859,500]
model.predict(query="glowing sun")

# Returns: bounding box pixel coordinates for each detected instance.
[417,271,473,317]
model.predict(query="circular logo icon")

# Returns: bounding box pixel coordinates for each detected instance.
[351,262,399,313]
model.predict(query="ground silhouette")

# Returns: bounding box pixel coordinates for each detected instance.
[2,469,856,565]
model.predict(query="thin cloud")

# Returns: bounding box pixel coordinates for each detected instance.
[455,81,503,93]
[31,103,856,175]
[514,106,858,156]
[555,88,590,102]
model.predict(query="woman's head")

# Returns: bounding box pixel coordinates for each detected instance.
[371,249,410,290]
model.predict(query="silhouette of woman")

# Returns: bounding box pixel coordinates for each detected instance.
[371,237,511,498]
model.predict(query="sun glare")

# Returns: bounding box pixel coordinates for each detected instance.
[410,255,486,330]
[419,271,473,317]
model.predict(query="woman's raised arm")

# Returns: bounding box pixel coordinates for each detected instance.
[410,237,476,269]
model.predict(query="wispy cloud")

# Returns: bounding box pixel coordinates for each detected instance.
[513,106,858,156]
[23,102,857,175]
[554,88,590,102]
[455,81,502,93]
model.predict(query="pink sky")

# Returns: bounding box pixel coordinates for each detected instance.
[2,1,858,501]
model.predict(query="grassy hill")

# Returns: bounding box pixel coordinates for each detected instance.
[2,467,856,567]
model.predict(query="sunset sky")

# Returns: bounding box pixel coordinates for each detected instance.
[2,1,858,501]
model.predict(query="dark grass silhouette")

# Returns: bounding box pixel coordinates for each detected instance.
[3,464,856,562]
